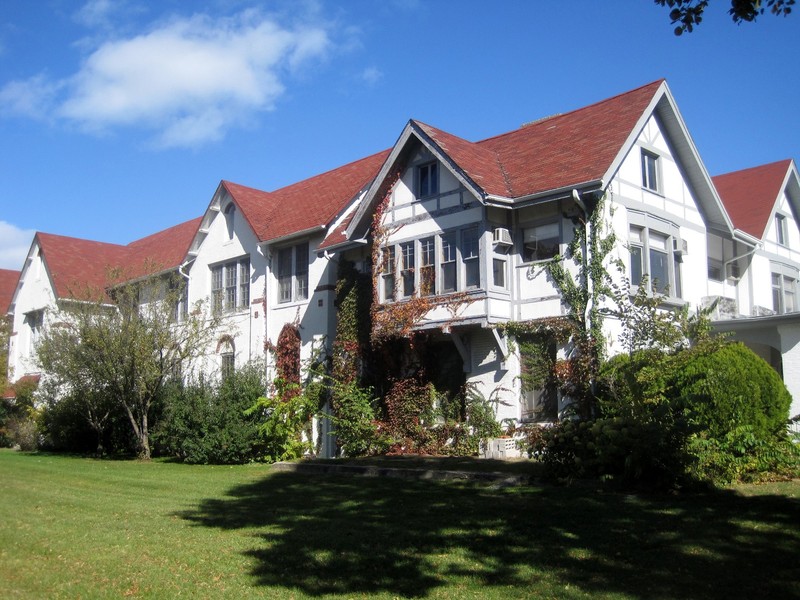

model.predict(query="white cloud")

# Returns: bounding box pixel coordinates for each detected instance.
[0,75,62,120]
[360,66,383,86]
[75,0,118,28]
[0,222,35,270]
[1,10,332,148]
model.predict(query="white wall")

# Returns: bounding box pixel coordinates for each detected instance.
[7,244,57,381]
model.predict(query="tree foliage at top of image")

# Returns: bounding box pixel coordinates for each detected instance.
[655,0,794,34]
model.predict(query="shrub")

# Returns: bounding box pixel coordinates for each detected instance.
[329,381,388,457]
[154,362,266,464]
[673,342,791,441]
[247,377,320,463]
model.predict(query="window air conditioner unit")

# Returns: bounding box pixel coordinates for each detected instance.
[493,227,513,246]
[672,238,688,255]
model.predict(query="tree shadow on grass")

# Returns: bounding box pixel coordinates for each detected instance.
[178,472,800,598]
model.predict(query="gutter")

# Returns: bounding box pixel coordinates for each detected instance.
[484,179,605,207]
[261,225,326,246]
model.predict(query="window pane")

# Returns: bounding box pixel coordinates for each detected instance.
[641,150,658,191]
[441,233,456,292]
[295,243,309,301]
[673,255,682,299]
[523,222,559,262]
[239,260,250,307]
[630,246,643,286]
[785,276,795,312]
[650,249,668,294]
[278,248,292,303]
[382,246,396,301]
[211,266,223,313]
[493,258,506,288]
[420,237,435,296]
[401,242,415,297]
[225,264,237,310]
[462,226,480,288]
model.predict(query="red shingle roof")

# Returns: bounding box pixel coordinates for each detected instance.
[435,80,664,199]
[126,217,202,279]
[227,150,391,243]
[0,268,20,314]
[713,159,792,238]
[37,233,132,300]
[35,217,202,300]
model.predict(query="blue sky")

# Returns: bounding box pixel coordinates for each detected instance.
[0,0,798,269]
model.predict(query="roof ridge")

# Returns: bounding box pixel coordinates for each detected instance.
[474,79,665,147]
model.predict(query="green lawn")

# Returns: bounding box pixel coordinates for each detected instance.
[1,450,798,599]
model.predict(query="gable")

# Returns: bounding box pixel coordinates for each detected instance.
[713,159,795,239]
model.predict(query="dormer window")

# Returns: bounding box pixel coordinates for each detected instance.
[417,162,439,198]
[641,149,660,193]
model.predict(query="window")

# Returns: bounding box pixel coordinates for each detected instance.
[776,213,788,246]
[440,232,457,293]
[383,227,482,301]
[628,225,681,297]
[26,310,43,356]
[211,257,250,313]
[224,204,236,241]
[417,162,439,198]
[492,258,507,289]
[219,338,235,379]
[400,242,415,298]
[772,271,797,314]
[641,149,660,192]
[420,237,436,296]
[382,246,396,301]
[170,279,189,322]
[708,259,723,282]
[523,222,560,262]
[462,226,480,289]
[277,243,309,304]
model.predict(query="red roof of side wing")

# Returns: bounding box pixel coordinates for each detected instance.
[478,81,664,198]
[36,233,132,301]
[227,150,390,243]
[126,216,202,279]
[0,268,20,314]
[712,159,793,238]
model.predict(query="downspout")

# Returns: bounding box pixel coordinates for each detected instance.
[571,189,592,334]
[258,243,271,391]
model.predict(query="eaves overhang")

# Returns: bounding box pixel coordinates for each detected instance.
[261,225,326,247]
[484,179,605,208]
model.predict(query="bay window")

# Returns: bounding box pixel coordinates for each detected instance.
[383,227,483,301]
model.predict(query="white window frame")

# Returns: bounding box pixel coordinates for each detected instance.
[382,227,483,302]
[211,257,250,313]
[775,213,788,247]
[276,243,309,304]
[641,149,661,193]
[26,309,44,357]
[772,265,797,314]
[416,161,439,198]
[628,224,682,298]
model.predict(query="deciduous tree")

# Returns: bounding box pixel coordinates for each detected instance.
[37,271,221,459]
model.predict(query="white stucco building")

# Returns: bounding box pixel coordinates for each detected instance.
[4,79,799,443]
